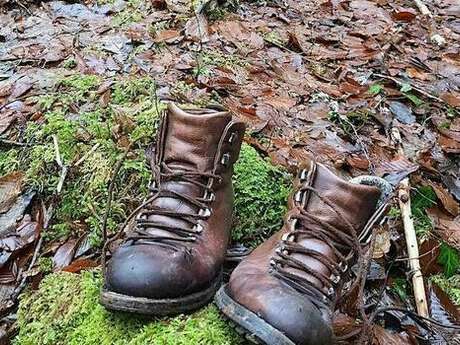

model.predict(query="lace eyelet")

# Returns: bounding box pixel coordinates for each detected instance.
[330,274,340,284]
[327,287,334,296]
[193,223,203,233]
[294,191,302,202]
[298,169,308,180]
[199,208,211,217]
[228,132,237,144]
[338,262,348,272]
[281,232,293,242]
[203,191,215,202]
[221,153,230,166]
[269,259,277,267]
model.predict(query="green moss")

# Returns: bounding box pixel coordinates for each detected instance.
[194,49,248,78]
[0,148,20,175]
[2,74,161,244]
[232,144,291,246]
[438,243,460,278]
[15,271,243,345]
[112,0,144,27]
[431,274,460,306]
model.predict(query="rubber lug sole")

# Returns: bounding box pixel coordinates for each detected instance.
[214,284,295,345]
[100,272,222,316]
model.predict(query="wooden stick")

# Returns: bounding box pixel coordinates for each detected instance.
[392,127,429,317]
[414,0,432,17]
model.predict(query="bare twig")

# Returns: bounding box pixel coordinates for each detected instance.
[74,143,100,167]
[52,135,68,194]
[375,73,443,103]
[413,0,432,17]
[391,127,429,318]
[0,138,29,147]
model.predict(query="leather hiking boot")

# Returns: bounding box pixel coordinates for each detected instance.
[215,160,392,345]
[101,103,245,316]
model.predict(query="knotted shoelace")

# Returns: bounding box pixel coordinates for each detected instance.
[104,161,219,249]
[271,185,365,308]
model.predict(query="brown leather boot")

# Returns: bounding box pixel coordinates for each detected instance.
[101,103,245,316]
[215,161,392,345]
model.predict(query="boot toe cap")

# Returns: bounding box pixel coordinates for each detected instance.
[105,244,203,299]
[228,274,334,345]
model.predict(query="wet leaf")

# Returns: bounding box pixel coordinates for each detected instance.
[0,172,23,214]
[389,101,416,124]
[427,207,460,250]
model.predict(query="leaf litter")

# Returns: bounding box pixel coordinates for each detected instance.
[0,0,460,343]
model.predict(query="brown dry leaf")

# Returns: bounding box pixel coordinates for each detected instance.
[426,207,460,250]
[265,96,296,111]
[441,92,460,107]
[375,155,419,179]
[153,30,183,44]
[53,239,78,270]
[0,172,23,214]
[372,325,413,344]
[62,259,98,273]
[391,10,417,22]
[372,224,391,259]
[426,181,460,216]
[0,108,17,135]
[438,134,460,153]
[215,21,264,53]
[0,220,39,268]
[184,13,209,42]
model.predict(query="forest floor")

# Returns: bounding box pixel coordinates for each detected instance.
[0,0,459,344]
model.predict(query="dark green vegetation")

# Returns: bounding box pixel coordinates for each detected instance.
[15,271,244,345]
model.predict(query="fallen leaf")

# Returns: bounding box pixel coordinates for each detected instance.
[427,207,460,250]
[153,30,182,44]
[426,181,460,216]
[389,101,416,124]
[0,191,35,237]
[392,10,417,22]
[441,92,460,107]
[53,239,78,270]
[62,259,98,273]
[0,172,23,214]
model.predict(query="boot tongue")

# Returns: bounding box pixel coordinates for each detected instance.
[162,103,232,172]
[305,164,381,235]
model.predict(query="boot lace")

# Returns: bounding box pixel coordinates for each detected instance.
[270,185,364,308]
[121,162,220,245]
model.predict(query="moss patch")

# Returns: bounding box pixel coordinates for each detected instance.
[1,74,162,246]
[232,144,291,246]
[15,271,243,345]
[430,274,460,306]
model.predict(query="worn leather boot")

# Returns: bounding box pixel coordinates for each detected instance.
[101,103,245,316]
[215,160,392,345]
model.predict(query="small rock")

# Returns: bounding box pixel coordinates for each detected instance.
[389,101,416,124]
[431,33,446,46]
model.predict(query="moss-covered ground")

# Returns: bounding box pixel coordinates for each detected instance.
[15,271,244,345]
[6,72,290,345]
